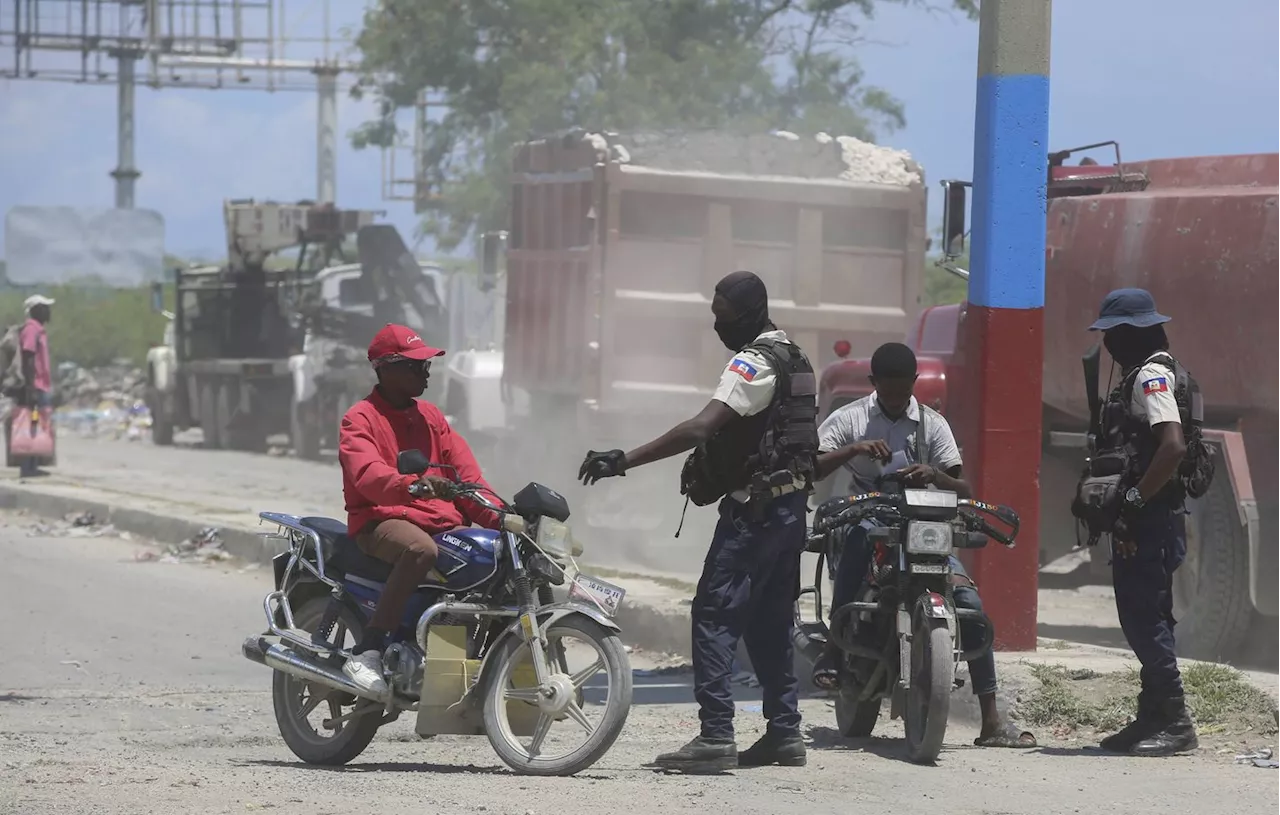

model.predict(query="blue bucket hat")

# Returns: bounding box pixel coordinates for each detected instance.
[1087,288,1171,331]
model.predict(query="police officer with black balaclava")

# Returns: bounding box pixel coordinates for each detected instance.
[579,270,818,772]
[1087,288,1199,756]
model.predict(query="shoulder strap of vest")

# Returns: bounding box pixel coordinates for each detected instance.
[915,403,932,464]
[744,338,793,395]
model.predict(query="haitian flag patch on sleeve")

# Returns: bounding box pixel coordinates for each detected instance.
[1142,376,1170,396]
[728,358,758,382]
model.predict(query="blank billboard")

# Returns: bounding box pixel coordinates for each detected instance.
[4,206,166,287]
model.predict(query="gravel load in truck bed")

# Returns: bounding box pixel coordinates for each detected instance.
[600,130,922,186]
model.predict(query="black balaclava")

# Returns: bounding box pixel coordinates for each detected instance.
[1103,324,1168,370]
[714,271,771,351]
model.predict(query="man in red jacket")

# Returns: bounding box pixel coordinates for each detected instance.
[338,323,501,694]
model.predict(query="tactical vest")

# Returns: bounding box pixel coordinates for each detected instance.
[681,338,819,507]
[1098,352,1214,507]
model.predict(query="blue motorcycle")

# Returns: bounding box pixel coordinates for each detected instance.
[242,450,633,776]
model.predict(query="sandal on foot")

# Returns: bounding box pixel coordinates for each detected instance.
[974,723,1037,748]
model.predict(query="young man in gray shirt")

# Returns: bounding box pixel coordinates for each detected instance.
[812,342,1035,749]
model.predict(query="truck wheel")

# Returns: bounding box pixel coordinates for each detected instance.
[221,382,268,453]
[292,398,321,461]
[1173,466,1252,661]
[147,387,175,446]
[199,380,222,450]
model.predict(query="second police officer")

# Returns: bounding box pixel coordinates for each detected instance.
[1080,288,1209,756]
[579,270,819,772]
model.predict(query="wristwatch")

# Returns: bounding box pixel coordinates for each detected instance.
[1124,487,1145,509]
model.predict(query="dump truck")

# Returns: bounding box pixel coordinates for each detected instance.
[818,145,1278,659]
[145,200,380,451]
[495,130,928,555]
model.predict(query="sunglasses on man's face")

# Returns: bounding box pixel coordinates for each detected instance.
[387,358,431,375]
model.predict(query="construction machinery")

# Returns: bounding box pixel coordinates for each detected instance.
[145,200,381,451]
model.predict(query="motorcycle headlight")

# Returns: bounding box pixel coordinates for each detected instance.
[536,518,583,558]
[906,521,953,555]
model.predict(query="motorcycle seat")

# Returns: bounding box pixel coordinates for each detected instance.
[300,516,394,583]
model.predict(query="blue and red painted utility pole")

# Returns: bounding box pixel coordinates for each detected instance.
[962,0,1052,651]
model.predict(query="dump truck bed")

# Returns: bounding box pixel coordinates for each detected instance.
[502,131,927,429]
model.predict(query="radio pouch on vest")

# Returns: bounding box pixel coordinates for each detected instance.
[1071,449,1131,546]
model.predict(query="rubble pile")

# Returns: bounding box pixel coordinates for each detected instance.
[52,360,153,440]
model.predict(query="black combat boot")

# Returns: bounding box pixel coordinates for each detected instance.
[653,736,738,773]
[737,730,807,767]
[1131,696,1199,757]
[1100,692,1158,753]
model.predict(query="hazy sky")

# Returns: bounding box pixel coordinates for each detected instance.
[1,0,1276,259]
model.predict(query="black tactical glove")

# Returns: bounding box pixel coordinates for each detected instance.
[579,450,627,485]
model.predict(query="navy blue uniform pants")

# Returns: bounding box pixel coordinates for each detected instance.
[1113,508,1186,698]
[830,524,997,697]
[692,490,808,740]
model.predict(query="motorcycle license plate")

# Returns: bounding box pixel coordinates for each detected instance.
[569,574,626,617]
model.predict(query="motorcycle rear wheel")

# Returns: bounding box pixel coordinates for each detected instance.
[835,684,881,738]
[904,616,953,764]
[271,597,382,766]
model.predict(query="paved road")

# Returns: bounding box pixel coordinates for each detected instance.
[45,432,709,578]
[1,517,1275,815]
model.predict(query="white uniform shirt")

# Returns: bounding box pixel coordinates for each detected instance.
[1128,353,1182,428]
[710,329,805,501]
[817,393,963,495]
[711,329,791,417]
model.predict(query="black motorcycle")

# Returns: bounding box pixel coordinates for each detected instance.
[795,474,1020,763]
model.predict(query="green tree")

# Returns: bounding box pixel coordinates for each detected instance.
[351,0,977,250]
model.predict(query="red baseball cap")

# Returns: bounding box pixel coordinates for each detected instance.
[367,324,445,365]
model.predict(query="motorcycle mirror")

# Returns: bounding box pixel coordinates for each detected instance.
[397,449,430,475]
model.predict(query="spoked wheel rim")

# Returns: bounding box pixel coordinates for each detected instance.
[489,628,616,763]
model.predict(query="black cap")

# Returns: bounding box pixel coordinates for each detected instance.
[1088,288,1171,331]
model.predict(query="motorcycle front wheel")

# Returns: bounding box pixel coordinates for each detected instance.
[904,615,953,764]
[481,615,632,776]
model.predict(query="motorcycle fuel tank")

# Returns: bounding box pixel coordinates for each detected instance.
[427,528,502,592]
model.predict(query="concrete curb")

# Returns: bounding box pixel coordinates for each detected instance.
[0,480,695,659]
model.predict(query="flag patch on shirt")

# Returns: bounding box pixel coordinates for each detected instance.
[1142,376,1170,396]
[728,358,758,381]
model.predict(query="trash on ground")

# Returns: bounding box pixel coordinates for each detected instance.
[152,527,232,564]
[27,511,123,539]
[1235,747,1279,768]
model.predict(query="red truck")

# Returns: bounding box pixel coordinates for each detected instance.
[817,145,1278,660]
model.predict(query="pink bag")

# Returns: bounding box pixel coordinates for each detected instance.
[10,407,54,459]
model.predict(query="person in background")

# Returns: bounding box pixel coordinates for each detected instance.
[18,294,54,478]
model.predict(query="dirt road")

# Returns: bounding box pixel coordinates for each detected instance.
[1,515,1275,815]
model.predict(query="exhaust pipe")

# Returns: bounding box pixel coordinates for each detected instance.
[242,636,386,703]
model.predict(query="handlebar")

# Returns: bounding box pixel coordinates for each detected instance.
[408,478,508,513]
[810,492,1020,548]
